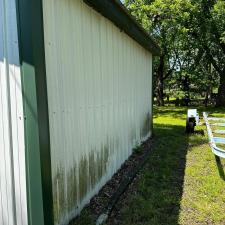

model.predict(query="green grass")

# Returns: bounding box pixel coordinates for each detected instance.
[106,106,225,225]
[73,106,225,225]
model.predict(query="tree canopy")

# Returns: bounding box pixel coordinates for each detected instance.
[125,0,225,106]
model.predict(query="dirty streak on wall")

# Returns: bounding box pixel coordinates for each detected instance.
[42,0,152,224]
[0,0,28,224]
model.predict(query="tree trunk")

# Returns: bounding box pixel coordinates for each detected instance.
[205,90,209,107]
[205,85,212,107]
[183,75,190,106]
[216,72,225,107]
[156,55,164,106]
[156,75,164,106]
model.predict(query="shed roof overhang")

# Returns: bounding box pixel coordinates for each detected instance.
[83,0,161,56]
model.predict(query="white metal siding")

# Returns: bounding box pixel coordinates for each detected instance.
[0,0,28,225]
[43,1,153,224]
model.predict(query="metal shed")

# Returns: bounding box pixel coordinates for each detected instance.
[0,0,160,225]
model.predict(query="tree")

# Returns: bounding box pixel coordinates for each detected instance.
[125,0,194,106]
[185,0,225,106]
[125,0,225,106]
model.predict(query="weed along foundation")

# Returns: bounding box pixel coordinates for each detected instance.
[0,0,160,225]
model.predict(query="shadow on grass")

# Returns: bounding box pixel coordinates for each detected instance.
[107,123,189,225]
[141,124,188,225]
[215,156,225,181]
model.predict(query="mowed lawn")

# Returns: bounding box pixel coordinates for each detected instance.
[106,106,225,225]
[74,106,225,225]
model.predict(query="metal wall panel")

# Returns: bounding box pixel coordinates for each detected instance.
[0,0,28,224]
[43,1,153,224]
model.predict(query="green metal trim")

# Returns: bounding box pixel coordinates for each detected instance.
[15,1,54,225]
[83,0,161,56]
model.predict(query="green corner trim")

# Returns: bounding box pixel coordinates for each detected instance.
[15,0,54,225]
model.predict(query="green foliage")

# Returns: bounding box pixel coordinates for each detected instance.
[124,0,225,104]
[125,0,192,68]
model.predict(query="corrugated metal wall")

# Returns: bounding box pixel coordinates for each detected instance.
[43,0,152,224]
[0,0,28,225]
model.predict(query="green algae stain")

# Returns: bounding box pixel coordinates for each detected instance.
[88,151,97,188]
[141,112,151,138]
[102,145,109,174]
[53,164,79,225]
[67,165,78,213]
[53,166,67,225]
[80,145,110,202]
[79,156,89,201]
[130,125,137,144]
[52,144,110,225]
[78,144,110,204]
